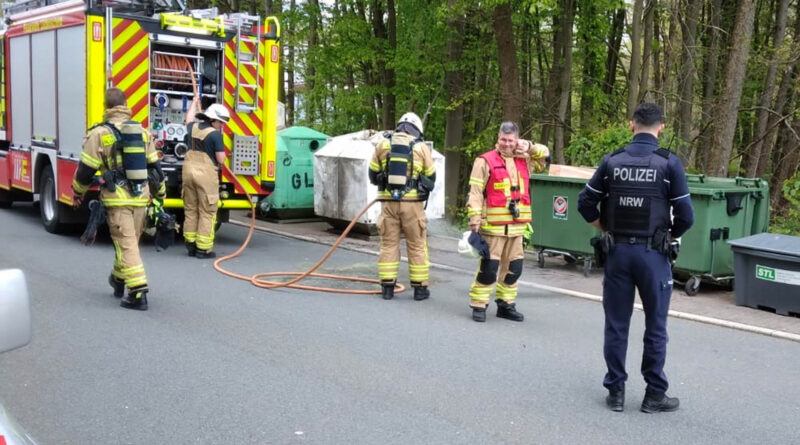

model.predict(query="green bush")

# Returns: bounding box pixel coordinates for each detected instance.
[770,173,800,235]
[564,125,686,167]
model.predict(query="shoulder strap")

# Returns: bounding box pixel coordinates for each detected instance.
[609,147,626,157]
[654,147,671,159]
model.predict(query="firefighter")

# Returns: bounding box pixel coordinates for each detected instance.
[368,112,436,301]
[466,121,549,322]
[72,88,165,311]
[182,98,230,259]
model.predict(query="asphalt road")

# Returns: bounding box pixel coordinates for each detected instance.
[1,204,798,445]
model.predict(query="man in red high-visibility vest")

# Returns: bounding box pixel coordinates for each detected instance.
[465,121,549,322]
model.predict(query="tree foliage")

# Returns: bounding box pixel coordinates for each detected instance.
[224,0,800,227]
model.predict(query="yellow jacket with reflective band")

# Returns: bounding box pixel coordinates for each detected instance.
[466,142,549,237]
[74,106,158,207]
[369,132,435,201]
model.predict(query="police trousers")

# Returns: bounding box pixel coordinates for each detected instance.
[468,234,524,307]
[377,200,429,287]
[602,242,673,395]
[182,150,219,251]
[107,206,147,290]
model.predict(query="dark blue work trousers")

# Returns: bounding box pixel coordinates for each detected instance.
[602,242,673,395]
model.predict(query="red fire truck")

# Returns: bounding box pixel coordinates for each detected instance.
[0,0,280,232]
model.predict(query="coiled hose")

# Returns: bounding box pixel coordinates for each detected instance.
[212,165,405,295]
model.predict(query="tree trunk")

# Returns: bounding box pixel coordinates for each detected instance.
[706,0,756,177]
[542,2,571,146]
[444,0,465,217]
[747,0,790,178]
[306,0,319,123]
[602,8,625,99]
[371,0,389,129]
[493,2,521,123]
[697,0,723,170]
[553,0,575,163]
[652,0,665,110]
[769,90,799,207]
[383,0,396,127]
[640,0,654,103]
[676,0,702,164]
[626,0,644,118]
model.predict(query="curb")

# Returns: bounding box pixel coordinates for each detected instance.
[229,219,800,343]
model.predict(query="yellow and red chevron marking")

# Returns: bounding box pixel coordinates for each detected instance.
[111,18,149,127]
[221,39,265,195]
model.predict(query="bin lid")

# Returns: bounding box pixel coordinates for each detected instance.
[728,233,800,258]
[278,126,329,140]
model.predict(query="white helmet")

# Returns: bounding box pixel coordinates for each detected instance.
[458,231,480,259]
[198,103,230,124]
[398,112,423,134]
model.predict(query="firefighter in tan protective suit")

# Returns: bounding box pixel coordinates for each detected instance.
[72,88,165,311]
[182,99,230,259]
[368,112,436,301]
[466,121,549,322]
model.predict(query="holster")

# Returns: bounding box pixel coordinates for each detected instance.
[652,228,671,255]
[590,236,606,267]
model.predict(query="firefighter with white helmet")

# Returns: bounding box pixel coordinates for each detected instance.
[72,88,165,311]
[368,112,436,301]
[182,99,230,258]
[465,121,550,322]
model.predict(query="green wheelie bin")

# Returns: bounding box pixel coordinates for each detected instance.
[530,173,601,276]
[674,175,769,295]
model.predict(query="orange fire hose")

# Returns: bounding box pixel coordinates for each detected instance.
[211,165,405,294]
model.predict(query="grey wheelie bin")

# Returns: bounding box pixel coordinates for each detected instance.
[729,233,800,316]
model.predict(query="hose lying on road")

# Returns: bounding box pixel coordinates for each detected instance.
[212,165,405,295]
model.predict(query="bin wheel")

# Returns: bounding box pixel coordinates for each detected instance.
[537,251,545,268]
[564,255,577,264]
[582,258,592,277]
[685,276,701,296]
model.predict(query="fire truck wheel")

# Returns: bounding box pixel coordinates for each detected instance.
[39,167,67,234]
[0,188,12,208]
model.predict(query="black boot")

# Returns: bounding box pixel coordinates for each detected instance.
[381,284,395,300]
[195,249,217,259]
[120,288,148,311]
[496,300,524,321]
[640,392,680,413]
[413,286,430,301]
[472,306,487,322]
[108,274,124,298]
[606,387,625,412]
[185,242,197,257]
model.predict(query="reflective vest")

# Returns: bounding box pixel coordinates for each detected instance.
[480,150,531,225]
[603,147,671,236]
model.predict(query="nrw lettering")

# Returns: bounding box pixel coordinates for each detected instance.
[619,196,644,207]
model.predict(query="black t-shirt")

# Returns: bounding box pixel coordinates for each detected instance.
[186,121,224,164]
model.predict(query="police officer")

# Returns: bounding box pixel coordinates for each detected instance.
[465,121,549,322]
[368,112,436,301]
[182,99,229,259]
[72,88,165,311]
[578,102,694,413]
